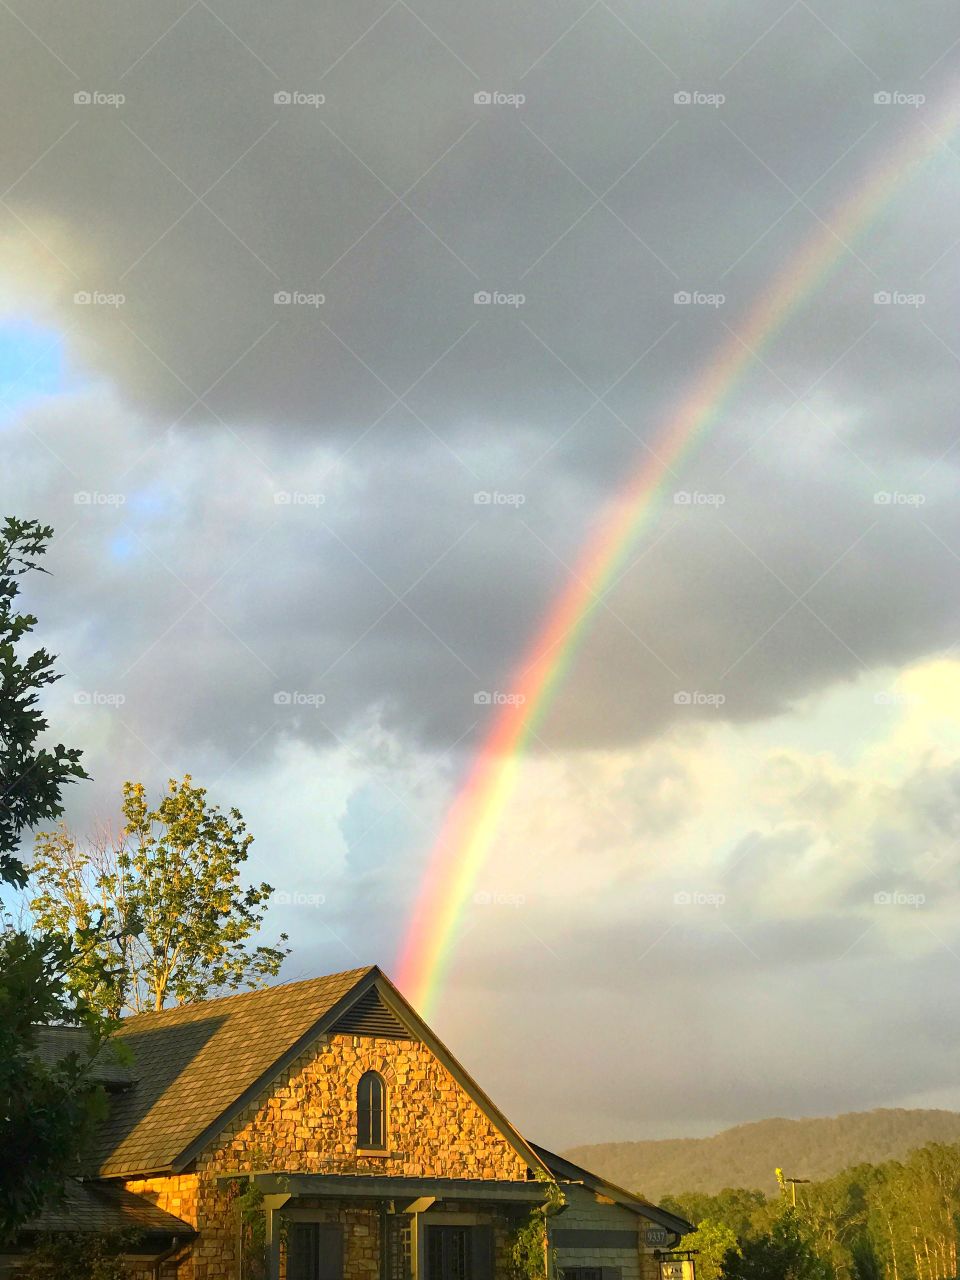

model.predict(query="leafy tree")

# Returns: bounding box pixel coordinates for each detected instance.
[0,518,105,1238]
[0,518,86,887]
[666,1141,960,1280]
[18,1230,131,1279]
[849,1237,884,1280]
[662,1189,773,1244]
[683,1218,742,1280]
[720,1211,834,1280]
[31,775,290,1015]
[797,1164,874,1280]
[661,1193,716,1229]
[510,1174,565,1280]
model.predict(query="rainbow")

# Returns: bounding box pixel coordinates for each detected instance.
[397,89,960,1016]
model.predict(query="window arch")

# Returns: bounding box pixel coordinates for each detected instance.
[357,1070,386,1149]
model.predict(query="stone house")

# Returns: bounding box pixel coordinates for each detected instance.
[12,965,689,1280]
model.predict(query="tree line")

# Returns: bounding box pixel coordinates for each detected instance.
[663,1145,960,1280]
[567,1112,960,1203]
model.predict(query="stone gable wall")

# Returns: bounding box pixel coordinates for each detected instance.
[198,1032,530,1180]
[121,1029,532,1278]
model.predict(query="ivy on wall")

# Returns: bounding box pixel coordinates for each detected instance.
[512,1175,567,1280]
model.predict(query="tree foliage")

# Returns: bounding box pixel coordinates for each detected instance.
[667,1143,960,1280]
[511,1174,566,1280]
[0,517,87,887]
[681,1218,742,1280]
[31,775,290,1015]
[226,1179,269,1280]
[0,518,105,1239]
[18,1230,132,1279]
[0,930,108,1235]
[663,1189,774,1244]
[719,1212,833,1280]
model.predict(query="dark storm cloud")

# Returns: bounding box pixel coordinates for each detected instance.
[8,1,960,1147]
[7,355,960,767]
[4,0,960,761]
[2,0,960,433]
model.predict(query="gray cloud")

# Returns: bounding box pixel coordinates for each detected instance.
[3,0,960,435]
[7,343,960,769]
[6,0,960,1145]
[429,913,960,1146]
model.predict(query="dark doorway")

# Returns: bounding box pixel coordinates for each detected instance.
[426,1225,493,1280]
[427,1226,470,1280]
[287,1222,344,1280]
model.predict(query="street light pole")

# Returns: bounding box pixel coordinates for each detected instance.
[782,1177,811,1208]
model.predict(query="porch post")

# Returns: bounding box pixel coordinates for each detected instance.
[263,1193,291,1280]
[410,1210,423,1280]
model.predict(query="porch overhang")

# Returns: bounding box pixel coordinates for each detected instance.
[215,1174,546,1280]
[218,1172,548,1205]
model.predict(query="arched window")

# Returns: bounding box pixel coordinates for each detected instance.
[357,1071,386,1149]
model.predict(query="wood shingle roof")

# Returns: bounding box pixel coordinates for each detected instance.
[93,965,374,1177]
[22,1178,195,1244]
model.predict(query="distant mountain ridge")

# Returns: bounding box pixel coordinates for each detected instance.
[564,1108,960,1201]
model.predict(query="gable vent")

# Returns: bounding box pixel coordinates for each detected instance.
[329,988,415,1040]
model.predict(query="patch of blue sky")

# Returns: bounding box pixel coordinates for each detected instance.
[109,531,137,563]
[341,781,421,874]
[0,317,77,420]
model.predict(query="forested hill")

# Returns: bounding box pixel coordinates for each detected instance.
[564,1109,960,1200]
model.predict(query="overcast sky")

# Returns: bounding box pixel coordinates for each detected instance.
[4,0,960,1152]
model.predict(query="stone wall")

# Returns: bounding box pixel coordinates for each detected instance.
[281,1202,383,1280]
[124,1173,200,1227]
[199,1032,530,1181]
[122,1029,533,1278]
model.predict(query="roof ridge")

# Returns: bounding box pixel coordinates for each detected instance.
[116,965,376,1025]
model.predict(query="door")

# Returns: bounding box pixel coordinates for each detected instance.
[425,1225,493,1280]
[427,1227,469,1280]
[287,1222,344,1280]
